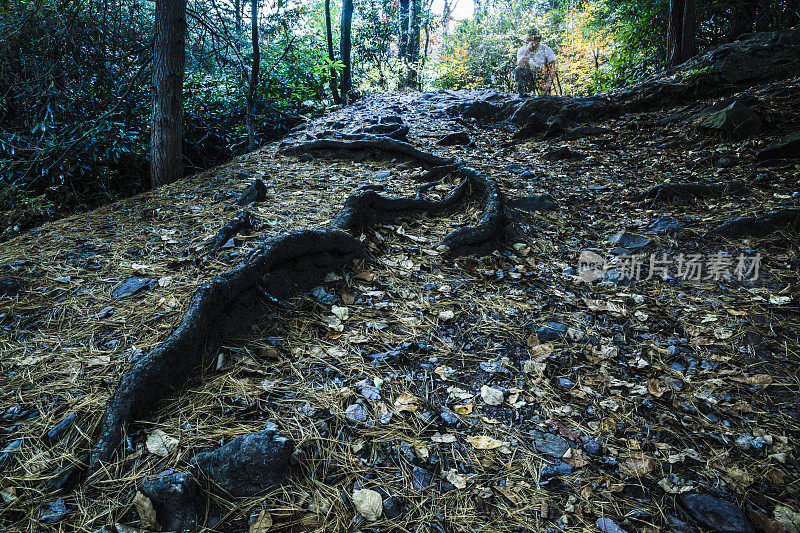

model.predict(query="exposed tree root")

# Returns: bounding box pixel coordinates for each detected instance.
[330,180,471,234]
[91,137,507,475]
[293,136,505,256]
[708,208,800,237]
[630,182,746,205]
[357,123,410,140]
[90,230,365,472]
[282,136,457,169]
[437,168,504,257]
[414,162,462,182]
[208,210,256,255]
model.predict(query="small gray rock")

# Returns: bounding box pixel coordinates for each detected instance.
[345,403,369,423]
[646,216,684,235]
[237,178,267,206]
[607,232,653,250]
[699,100,762,139]
[540,460,573,478]
[411,466,432,489]
[436,132,471,146]
[596,517,628,533]
[531,430,569,458]
[679,493,756,533]
[44,413,77,446]
[140,471,204,531]
[536,322,569,342]
[112,277,155,299]
[756,130,800,161]
[507,195,558,212]
[39,499,69,523]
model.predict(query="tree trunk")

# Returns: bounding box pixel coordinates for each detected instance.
[419,24,430,90]
[234,0,242,32]
[406,0,420,88]
[246,0,260,150]
[666,0,695,68]
[398,0,409,88]
[150,0,186,188]
[325,0,341,104]
[680,0,695,60]
[729,0,756,40]
[339,0,353,101]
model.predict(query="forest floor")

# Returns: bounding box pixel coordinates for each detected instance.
[1,79,799,533]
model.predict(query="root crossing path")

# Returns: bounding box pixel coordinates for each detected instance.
[1,86,799,533]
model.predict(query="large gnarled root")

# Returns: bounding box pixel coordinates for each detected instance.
[296,136,505,256]
[282,136,457,169]
[437,168,504,257]
[91,137,507,474]
[708,208,800,238]
[90,230,364,472]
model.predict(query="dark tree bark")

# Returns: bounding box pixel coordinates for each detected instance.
[666,0,696,68]
[150,0,186,187]
[246,0,260,150]
[406,0,421,88]
[398,0,410,88]
[339,0,353,101]
[729,0,756,40]
[234,0,242,32]
[325,0,341,104]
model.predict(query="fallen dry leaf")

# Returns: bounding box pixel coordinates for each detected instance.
[352,488,383,521]
[467,435,505,450]
[133,491,161,531]
[394,392,419,413]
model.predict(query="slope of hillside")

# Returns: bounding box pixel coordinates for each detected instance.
[1,60,799,532]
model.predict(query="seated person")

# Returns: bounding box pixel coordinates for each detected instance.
[514,30,558,97]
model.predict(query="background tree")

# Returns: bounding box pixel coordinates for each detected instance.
[339,0,354,99]
[666,0,695,67]
[150,0,187,187]
[325,0,342,102]
[406,0,422,87]
[246,0,261,149]
[398,0,410,88]
[352,0,396,90]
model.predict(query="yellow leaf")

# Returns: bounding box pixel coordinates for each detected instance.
[454,403,473,415]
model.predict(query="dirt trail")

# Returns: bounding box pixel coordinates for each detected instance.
[1,85,799,532]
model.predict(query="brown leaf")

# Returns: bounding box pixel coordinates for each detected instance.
[545,418,582,441]
[340,288,355,305]
[748,510,787,533]
[394,392,419,413]
[250,510,273,532]
[620,455,655,477]
[134,491,161,531]
[562,447,589,468]
[354,270,375,282]
[648,378,668,397]
[492,485,520,504]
